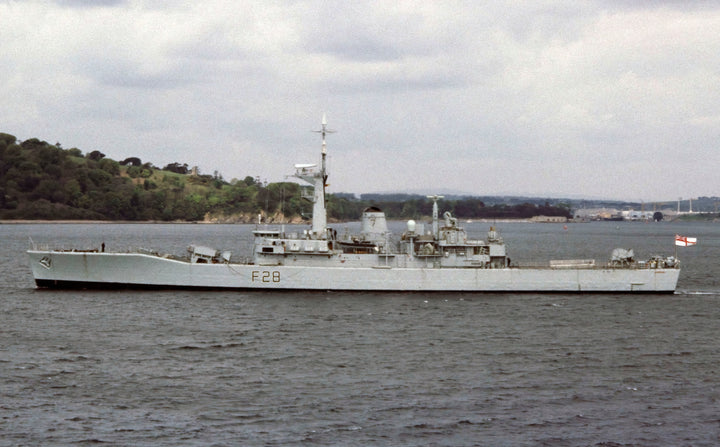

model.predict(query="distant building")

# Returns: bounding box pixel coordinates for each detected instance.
[621,210,655,221]
[574,208,619,220]
[530,215,568,223]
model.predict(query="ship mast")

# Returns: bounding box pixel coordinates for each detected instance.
[427,195,444,239]
[294,114,335,239]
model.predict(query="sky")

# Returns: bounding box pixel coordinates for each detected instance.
[1,0,719,202]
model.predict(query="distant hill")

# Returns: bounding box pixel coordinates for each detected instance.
[0,132,578,221]
[0,132,298,221]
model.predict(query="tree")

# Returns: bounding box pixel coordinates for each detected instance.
[99,158,120,175]
[87,150,105,161]
[64,179,82,206]
[127,166,142,178]
[88,168,112,187]
[163,162,189,174]
[0,133,17,149]
[21,138,47,151]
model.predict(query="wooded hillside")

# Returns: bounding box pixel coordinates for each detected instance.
[0,133,571,221]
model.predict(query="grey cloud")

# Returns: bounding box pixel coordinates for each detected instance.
[3,1,720,201]
[54,0,127,8]
[310,36,402,62]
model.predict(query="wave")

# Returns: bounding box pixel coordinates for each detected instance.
[676,290,720,296]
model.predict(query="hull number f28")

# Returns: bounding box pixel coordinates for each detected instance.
[251,271,281,283]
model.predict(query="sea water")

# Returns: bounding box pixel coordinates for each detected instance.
[1,221,719,446]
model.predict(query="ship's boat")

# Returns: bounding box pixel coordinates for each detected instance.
[27,117,680,292]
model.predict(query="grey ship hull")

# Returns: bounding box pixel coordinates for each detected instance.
[28,250,680,293]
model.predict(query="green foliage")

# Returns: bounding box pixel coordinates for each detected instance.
[0,131,574,221]
[127,165,142,178]
[86,150,105,161]
[0,133,17,148]
[163,162,189,174]
[99,158,120,175]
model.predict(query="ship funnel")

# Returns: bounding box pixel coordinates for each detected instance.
[361,206,389,240]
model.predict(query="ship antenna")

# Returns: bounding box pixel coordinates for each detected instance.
[313,113,335,196]
[427,195,444,239]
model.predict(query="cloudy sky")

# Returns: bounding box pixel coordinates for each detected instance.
[2,1,719,201]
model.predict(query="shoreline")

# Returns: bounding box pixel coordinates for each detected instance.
[2,218,545,225]
[0,220,212,225]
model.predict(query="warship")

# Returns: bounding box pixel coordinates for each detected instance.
[28,117,680,293]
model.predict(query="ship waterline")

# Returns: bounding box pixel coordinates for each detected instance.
[28,250,679,292]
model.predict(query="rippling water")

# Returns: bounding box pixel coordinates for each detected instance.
[2,221,719,446]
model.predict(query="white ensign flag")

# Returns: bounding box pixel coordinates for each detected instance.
[675,235,697,246]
